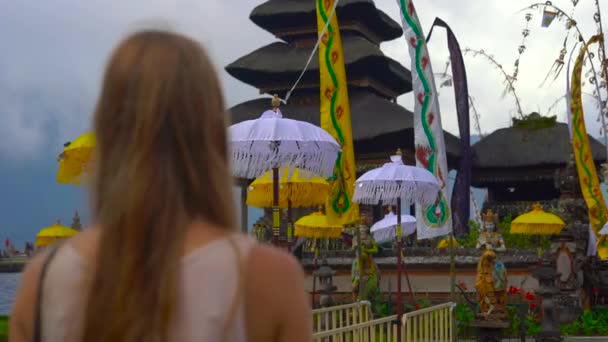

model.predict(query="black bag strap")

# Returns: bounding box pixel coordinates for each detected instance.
[33,243,63,342]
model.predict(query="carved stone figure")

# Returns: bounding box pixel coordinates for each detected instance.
[475,249,508,320]
[316,259,337,308]
[351,224,380,303]
[477,209,506,252]
[555,241,576,290]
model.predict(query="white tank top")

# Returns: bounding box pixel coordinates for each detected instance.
[40,234,253,341]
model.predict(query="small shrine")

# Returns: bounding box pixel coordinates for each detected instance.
[472,115,606,217]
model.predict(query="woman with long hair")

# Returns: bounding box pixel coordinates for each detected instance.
[10,30,311,342]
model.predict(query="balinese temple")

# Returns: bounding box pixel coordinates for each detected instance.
[226,0,465,175]
[473,113,606,216]
[472,113,608,323]
[228,0,461,230]
[226,0,540,305]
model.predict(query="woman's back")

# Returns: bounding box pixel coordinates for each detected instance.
[13,225,312,342]
[9,30,312,342]
[42,232,250,341]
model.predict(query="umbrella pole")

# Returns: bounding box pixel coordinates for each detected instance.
[272,167,280,246]
[397,201,417,312]
[450,231,456,302]
[312,243,319,308]
[287,200,293,252]
[396,199,403,338]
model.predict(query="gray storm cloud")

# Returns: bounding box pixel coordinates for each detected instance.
[0,0,606,159]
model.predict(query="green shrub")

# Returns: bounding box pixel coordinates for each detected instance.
[454,303,474,338]
[460,216,551,250]
[560,309,608,336]
[0,315,9,341]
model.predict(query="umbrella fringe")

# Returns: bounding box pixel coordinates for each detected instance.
[246,182,329,208]
[353,181,438,206]
[294,226,343,239]
[510,223,564,235]
[231,142,337,179]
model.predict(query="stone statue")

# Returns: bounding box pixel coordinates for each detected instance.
[352,224,380,303]
[555,241,576,290]
[475,248,508,320]
[477,209,506,252]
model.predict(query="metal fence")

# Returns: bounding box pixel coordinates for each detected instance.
[312,302,456,342]
[312,301,373,334]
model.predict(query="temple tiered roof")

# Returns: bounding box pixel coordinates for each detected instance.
[230,90,461,167]
[250,0,402,44]
[226,36,412,99]
[227,0,462,172]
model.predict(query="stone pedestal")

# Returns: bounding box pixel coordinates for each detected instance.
[315,259,337,308]
[533,256,562,341]
[471,320,509,342]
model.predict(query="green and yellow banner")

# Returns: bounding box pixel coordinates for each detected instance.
[316,0,359,226]
[570,34,608,259]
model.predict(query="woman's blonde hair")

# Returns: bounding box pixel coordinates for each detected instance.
[82,30,235,341]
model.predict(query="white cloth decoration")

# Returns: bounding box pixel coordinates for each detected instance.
[589,224,598,257]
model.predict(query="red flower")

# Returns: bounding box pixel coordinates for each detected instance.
[458,281,468,291]
[529,303,538,310]
[414,303,420,310]
[593,288,601,295]
[525,292,536,301]
[508,286,518,294]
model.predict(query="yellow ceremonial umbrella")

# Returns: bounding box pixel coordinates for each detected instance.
[247,167,329,208]
[296,210,344,308]
[248,167,329,243]
[437,236,459,249]
[57,132,96,185]
[294,211,343,239]
[35,220,78,247]
[510,203,566,235]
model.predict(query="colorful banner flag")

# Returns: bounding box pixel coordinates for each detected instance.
[316,0,359,226]
[397,0,452,240]
[427,18,471,238]
[570,34,608,259]
[541,10,557,28]
[565,43,579,140]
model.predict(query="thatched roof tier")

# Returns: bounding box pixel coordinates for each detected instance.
[250,0,402,44]
[229,90,462,165]
[472,122,606,169]
[226,36,411,99]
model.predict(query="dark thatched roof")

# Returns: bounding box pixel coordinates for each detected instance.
[226,35,412,96]
[250,0,402,43]
[472,122,606,168]
[229,89,461,160]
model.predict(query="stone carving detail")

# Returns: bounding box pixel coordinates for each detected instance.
[477,210,506,252]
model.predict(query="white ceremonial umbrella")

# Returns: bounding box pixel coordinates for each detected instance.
[229,95,341,245]
[599,222,608,236]
[371,211,416,243]
[352,149,440,323]
[353,154,440,206]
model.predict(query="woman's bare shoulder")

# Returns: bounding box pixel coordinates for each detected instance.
[244,244,312,342]
[9,244,65,341]
[247,244,305,284]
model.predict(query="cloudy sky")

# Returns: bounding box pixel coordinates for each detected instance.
[0,0,607,243]
[1,0,607,161]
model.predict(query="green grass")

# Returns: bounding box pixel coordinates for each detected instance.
[0,315,8,341]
